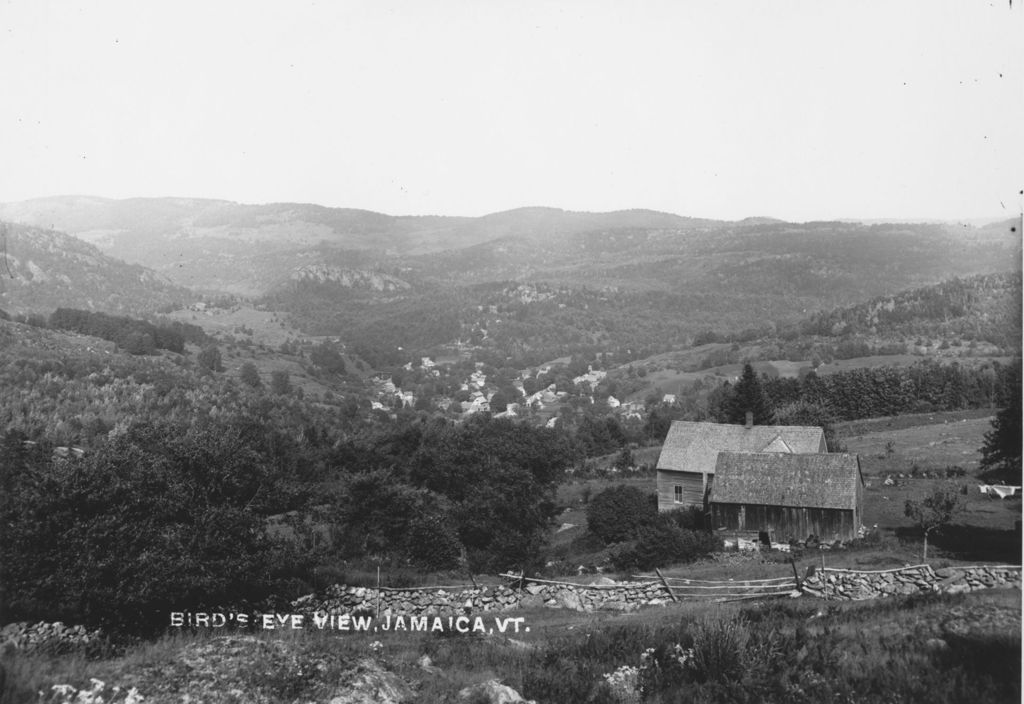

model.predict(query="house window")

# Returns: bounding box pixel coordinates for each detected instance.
[674,485,683,503]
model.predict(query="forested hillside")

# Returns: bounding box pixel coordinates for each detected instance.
[0,222,193,315]
[799,271,1021,349]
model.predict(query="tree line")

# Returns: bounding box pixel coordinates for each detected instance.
[47,308,208,355]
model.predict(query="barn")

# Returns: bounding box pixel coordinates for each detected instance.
[709,452,864,543]
[655,420,827,511]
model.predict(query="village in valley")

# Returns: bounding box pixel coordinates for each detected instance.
[1,2,1022,701]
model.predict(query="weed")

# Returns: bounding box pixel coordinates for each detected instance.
[689,613,749,683]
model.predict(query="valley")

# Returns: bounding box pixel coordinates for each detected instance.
[0,199,1020,704]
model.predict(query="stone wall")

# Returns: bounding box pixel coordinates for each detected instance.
[292,580,673,617]
[294,564,1022,615]
[800,564,1022,600]
[0,621,104,654]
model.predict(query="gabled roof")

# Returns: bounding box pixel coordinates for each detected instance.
[711,452,862,510]
[760,435,794,453]
[656,421,826,474]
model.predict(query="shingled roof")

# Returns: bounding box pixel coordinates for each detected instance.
[656,421,826,474]
[711,452,862,510]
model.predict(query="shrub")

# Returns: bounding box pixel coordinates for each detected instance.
[666,505,707,531]
[610,518,722,571]
[586,485,657,544]
[0,419,316,635]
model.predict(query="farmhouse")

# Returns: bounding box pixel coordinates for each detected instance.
[655,420,826,511]
[709,452,864,543]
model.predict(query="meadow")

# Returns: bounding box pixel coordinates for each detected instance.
[3,589,1019,703]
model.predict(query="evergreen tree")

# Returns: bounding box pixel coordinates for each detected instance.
[980,362,1022,479]
[270,370,292,395]
[239,361,261,388]
[725,363,775,425]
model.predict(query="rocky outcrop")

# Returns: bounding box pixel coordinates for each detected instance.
[801,564,1021,600]
[328,658,414,704]
[457,679,536,703]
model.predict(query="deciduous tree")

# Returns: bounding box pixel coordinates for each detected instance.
[904,484,967,560]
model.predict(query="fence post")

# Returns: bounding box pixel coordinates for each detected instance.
[790,558,802,592]
[655,568,678,602]
[375,565,381,620]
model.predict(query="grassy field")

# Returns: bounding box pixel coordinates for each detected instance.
[839,409,997,475]
[4,589,1019,703]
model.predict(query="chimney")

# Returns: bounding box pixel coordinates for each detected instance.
[745,411,753,429]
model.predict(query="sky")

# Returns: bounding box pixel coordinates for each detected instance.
[1,1,1022,221]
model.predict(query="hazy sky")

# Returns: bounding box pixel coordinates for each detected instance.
[1,1,1021,221]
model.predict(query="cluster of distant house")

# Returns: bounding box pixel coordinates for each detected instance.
[656,415,865,545]
[369,360,646,422]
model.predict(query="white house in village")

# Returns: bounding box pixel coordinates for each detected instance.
[572,367,607,390]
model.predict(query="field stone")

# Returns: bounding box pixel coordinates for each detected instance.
[597,601,635,612]
[418,654,442,675]
[555,590,585,611]
[328,658,414,704]
[458,679,536,704]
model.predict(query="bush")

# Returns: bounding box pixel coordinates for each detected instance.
[586,485,657,544]
[610,517,722,570]
[0,419,316,635]
[666,505,707,531]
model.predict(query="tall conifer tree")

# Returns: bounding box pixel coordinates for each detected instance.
[726,363,775,425]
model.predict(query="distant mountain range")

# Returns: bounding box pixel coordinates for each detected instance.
[0,196,1019,362]
[0,197,716,293]
[1,196,1018,296]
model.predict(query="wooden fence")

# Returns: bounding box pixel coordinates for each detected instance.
[499,571,800,604]
[632,573,799,601]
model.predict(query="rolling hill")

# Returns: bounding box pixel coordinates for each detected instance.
[1,197,1018,367]
[0,222,193,316]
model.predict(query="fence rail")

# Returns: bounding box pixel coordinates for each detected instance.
[496,572,799,602]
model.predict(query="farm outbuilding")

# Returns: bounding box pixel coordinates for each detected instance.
[709,452,864,543]
[655,420,827,511]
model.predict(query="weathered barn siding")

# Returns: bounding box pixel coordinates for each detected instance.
[709,452,864,542]
[710,503,858,542]
[657,470,707,512]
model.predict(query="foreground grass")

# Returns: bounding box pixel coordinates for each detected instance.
[3,589,1019,704]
